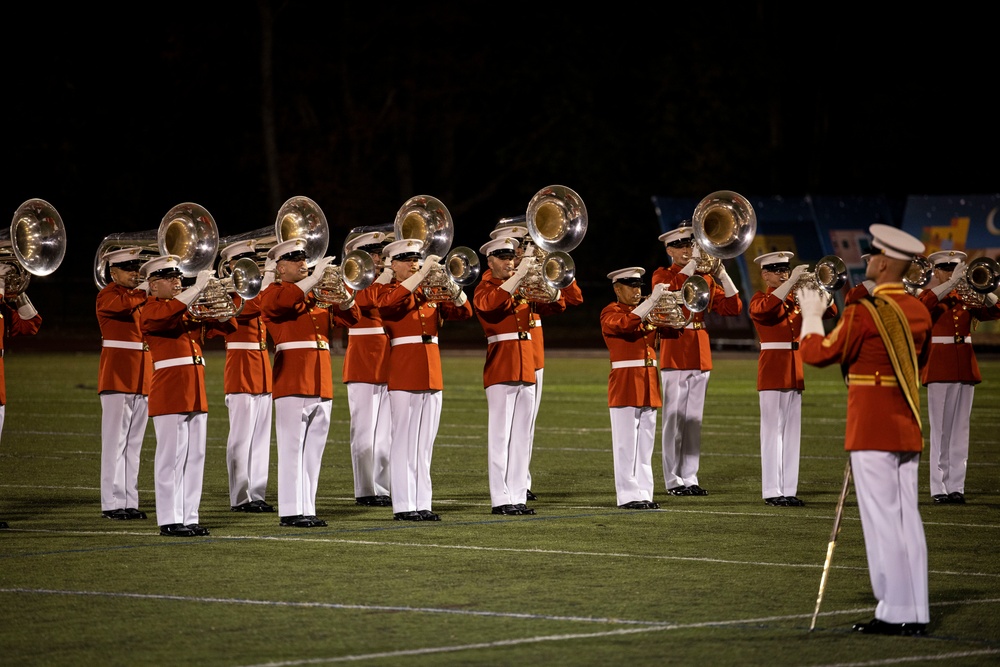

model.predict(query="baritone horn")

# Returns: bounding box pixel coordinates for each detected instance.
[955,256,1000,306]
[691,190,757,273]
[794,255,848,306]
[313,249,377,308]
[394,194,480,301]
[188,257,263,320]
[520,184,587,302]
[3,198,67,296]
[646,275,712,329]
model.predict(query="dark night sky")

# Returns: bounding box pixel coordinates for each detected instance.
[4,2,996,342]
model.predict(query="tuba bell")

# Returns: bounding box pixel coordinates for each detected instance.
[793,255,848,307]
[954,256,1000,306]
[393,195,480,301]
[3,198,67,296]
[518,184,587,302]
[690,190,757,273]
[646,275,712,329]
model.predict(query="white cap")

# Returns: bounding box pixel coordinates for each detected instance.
[139,255,183,280]
[753,251,794,268]
[220,240,259,263]
[101,247,145,266]
[869,224,925,260]
[927,250,967,266]
[479,237,519,256]
[658,226,694,246]
[345,231,389,253]
[489,223,529,240]
[266,238,310,262]
[384,238,424,260]
[607,266,645,282]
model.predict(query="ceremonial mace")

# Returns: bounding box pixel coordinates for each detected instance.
[809,458,852,632]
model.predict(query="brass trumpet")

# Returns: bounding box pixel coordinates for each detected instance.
[646,275,712,329]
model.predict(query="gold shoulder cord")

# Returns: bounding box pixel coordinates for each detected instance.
[857,297,921,427]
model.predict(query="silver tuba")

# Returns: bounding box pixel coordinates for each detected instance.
[793,255,848,307]
[954,256,1000,306]
[646,275,712,329]
[691,190,757,274]
[4,198,67,296]
[394,195,480,302]
[903,254,933,292]
[518,184,587,302]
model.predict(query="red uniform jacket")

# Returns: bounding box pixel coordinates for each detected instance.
[799,283,931,453]
[473,271,537,387]
[342,284,390,384]
[260,281,361,400]
[96,282,153,395]
[205,295,272,394]
[141,298,236,416]
[749,288,837,391]
[600,301,662,408]
[376,281,473,391]
[651,264,743,371]
[0,299,42,405]
[918,289,1000,385]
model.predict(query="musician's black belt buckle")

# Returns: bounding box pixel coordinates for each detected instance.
[421,334,434,344]
[791,341,799,350]
[644,358,654,367]
[142,342,149,351]
[193,355,204,366]
[518,331,529,340]
[955,335,966,344]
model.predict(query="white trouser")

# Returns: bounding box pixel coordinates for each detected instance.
[526,368,544,489]
[225,392,273,507]
[388,389,442,514]
[660,368,710,489]
[347,382,392,498]
[485,382,535,507]
[851,450,929,624]
[153,412,207,527]
[274,395,331,518]
[610,406,657,505]
[758,389,802,498]
[926,382,974,496]
[100,392,149,511]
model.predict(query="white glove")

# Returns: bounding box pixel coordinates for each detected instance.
[0,264,12,294]
[797,287,826,338]
[259,258,277,290]
[631,292,659,321]
[453,290,468,307]
[716,265,738,298]
[680,258,698,277]
[421,254,442,278]
[400,254,441,292]
[771,264,808,302]
[374,267,394,285]
[296,256,336,294]
[985,292,998,307]
[15,293,37,319]
[931,260,966,299]
[175,270,215,306]
[500,254,537,293]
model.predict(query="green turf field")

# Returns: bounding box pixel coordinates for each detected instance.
[1,350,998,666]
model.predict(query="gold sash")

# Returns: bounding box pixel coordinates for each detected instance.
[857,296,921,427]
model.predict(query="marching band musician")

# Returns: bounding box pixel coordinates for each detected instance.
[652,222,743,497]
[205,240,275,514]
[140,255,235,537]
[749,251,837,508]
[260,238,361,528]
[96,247,153,521]
[473,237,538,516]
[376,238,473,521]
[342,231,393,508]
[798,224,932,637]
[918,250,1000,505]
[601,267,674,510]
[0,263,43,530]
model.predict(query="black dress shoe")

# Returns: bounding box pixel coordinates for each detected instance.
[247,500,275,513]
[0,521,8,529]
[160,523,195,537]
[784,496,805,507]
[667,486,693,496]
[932,494,950,504]
[619,500,646,509]
[526,489,537,501]
[393,511,423,521]
[103,509,130,520]
[644,500,660,509]
[417,510,441,521]
[765,497,790,507]
[491,504,522,516]
[374,495,393,507]
[185,524,210,536]
[687,484,708,496]
[356,496,379,506]
[514,504,536,515]
[947,491,965,504]
[280,514,321,527]
[124,508,147,519]
[853,618,927,636]
[302,515,327,527]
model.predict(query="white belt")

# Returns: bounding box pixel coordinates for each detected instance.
[611,358,657,369]
[391,335,438,346]
[349,327,386,336]
[226,341,267,350]
[154,355,204,370]
[274,340,329,352]
[486,332,531,344]
[102,340,147,351]
[931,335,971,344]
[760,342,798,350]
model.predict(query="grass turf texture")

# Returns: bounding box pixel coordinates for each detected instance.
[1,350,998,666]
